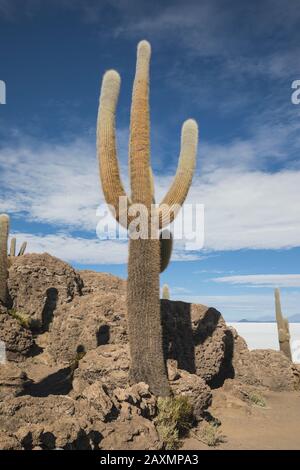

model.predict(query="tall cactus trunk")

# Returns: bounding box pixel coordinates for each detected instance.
[0,214,9,306]
[128,238,170,396]
[275,288,292,360]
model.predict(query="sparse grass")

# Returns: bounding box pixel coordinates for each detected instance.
[248,392,266,408]
[8,309,31,329]
[194,421,225,447]
[155,396,194,450]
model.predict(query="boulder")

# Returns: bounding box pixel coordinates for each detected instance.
[161,300,229,384]
[72,344,130,394]
[0,395,105,450]
[8,253,83,331]
[0,431,22,450]
[169,364,212,420]
[99,414,160,450]
[0,307,35,361]
[230,327,300,391]
[113,382,157,419]
[47,292,127,364]
[0,363,28,399]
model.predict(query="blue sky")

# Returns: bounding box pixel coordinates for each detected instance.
[0,0,300,320]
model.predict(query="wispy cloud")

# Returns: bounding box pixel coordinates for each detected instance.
[213,274,300,288]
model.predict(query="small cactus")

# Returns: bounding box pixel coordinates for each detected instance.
[274,288,292,361]
[162,284,170,300]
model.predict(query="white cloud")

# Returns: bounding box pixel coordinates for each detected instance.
[176,292,300,321]
[212,274,300,288]
[10,231,204,265]
[10,232,128,265]
[1,134,300,253]
[185,168,300,251]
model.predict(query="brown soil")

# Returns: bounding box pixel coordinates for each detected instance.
[182,390,300,450]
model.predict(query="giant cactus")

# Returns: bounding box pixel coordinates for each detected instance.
[97,40,198,395]
[274,288,292,360]
[0,214,9,305]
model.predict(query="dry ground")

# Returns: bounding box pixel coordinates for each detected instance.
[182,390,300,450]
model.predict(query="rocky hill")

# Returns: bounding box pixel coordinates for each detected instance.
[0,253,299,450]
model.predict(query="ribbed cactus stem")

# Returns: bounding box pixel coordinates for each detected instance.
[274,288,292,360]
[0,214,9,305]
[18,241,27,256]
[160,230,173,273]
[162,284,170,300]
[10,237,16,258]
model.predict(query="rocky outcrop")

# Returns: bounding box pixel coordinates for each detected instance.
[230,327,300,391]
[0,363,28,399]
[48,291,127,364]
[161,300,229,384]
[72,344,130,394]
[1,252,298,450]
[79,270,126,295]
[0,307,35,361]
[8,253,83,330]
[168,361,212,419]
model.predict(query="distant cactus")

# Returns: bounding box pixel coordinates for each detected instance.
[162,284,170,300]
[0,214,9,305]
[274,288,292,361]
[97,41,198,395]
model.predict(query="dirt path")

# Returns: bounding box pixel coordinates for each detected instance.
[182,390,300,450]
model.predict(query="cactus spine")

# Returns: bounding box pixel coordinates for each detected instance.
[274,288,292,361]
[97,41,198,395]
[0,214,9,305]
[162,284,170,300]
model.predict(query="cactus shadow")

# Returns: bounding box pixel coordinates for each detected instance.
[41,287,58,332]
[161,299,197,374]
[97,324,110,345]
[24,366,73,397]
[161,300,235,386]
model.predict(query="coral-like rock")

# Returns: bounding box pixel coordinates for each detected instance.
[161,300,229,384]
[48,291,127,363]
[169,362,212,420]
[230,327,300,391]
[8,253,83,330]
[72,344,130,394]
[0,307,35,361]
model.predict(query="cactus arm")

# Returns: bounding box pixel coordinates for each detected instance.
[18,241,27,256]
[129,40,152,207]
[97,69,131,227]
[10,237,16,258]
[0,214,9,305]
[158,119,198,228]
[160,230,173,273]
